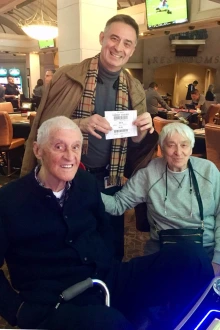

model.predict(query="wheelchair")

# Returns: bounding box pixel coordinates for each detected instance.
[55,278,110,309]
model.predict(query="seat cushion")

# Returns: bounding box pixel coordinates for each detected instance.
[0,138,25,150]
[0,102,14,113]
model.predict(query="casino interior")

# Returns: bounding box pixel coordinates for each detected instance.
[0,0,220,329]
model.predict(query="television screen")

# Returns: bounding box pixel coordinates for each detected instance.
[38,39,55,49]
[146,0,188,30]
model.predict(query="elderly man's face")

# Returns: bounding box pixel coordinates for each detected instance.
[99,22,137,72]
[34,128,82,188]
[162,132,192,172]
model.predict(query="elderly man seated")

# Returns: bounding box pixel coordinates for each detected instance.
[0,117,214,330]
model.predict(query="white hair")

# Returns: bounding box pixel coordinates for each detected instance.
[36,116,83,145]
[159,122,195,149]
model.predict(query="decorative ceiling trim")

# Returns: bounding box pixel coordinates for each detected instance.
[0,15,25,34]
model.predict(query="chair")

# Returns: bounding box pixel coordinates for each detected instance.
[0,102,14,113]
[205,123,220,170]
[153,116,176,156]
[205,104,220,124]
[79,162,86,170]
[204,100,217,111]
[0,111,25,176]
[125,131,159,233]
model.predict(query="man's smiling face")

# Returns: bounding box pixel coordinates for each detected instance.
[33,128,82,190]
[99,22,137,72]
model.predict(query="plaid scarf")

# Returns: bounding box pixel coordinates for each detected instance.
[73,54,129,186]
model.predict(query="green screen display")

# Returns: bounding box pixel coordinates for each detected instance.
[38,39,55,49]
[146,0,188,29]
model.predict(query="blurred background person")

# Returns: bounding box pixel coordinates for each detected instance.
[5,75,20,109]
[146,82,172,118]
[0,83,5,103]
[186,80,198,100]
[45,69,56,85]
[32,78,44,109]
[190,89,207,114]
[205,84,216,101]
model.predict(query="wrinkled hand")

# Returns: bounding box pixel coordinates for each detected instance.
[212,262,220,276]
[132,112,154,142]
[79,114,112,139]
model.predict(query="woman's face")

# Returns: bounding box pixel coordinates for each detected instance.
[162,132,192,172]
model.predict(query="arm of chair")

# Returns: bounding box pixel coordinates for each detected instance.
[135,203,150,232]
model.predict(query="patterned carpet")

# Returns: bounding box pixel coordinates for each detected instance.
[0,173,150,329]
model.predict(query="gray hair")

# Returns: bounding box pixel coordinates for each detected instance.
[37,116,83,145]
[105,14,139,41]
[159,122,195,149]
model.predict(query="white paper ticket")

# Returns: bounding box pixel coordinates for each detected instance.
[105,110,137,140]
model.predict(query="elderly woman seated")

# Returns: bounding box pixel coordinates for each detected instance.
[102,122,220,275]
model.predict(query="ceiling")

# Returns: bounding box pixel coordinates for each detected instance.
[0,0,145,35]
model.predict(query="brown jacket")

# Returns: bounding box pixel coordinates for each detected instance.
[21,57,147,177]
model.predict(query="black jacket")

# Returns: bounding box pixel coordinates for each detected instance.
[0,169,114,325]
[205,90,215,101]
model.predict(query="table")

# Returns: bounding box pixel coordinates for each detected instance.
[158,108,200,128]
[9,113,30,140]
[158,108,198,119]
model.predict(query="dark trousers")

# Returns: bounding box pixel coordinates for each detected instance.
[33,96,41,109]
[17,243,214,330]
[7,99,19,109]
[90,169,124,261]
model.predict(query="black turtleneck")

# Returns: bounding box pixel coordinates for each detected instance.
[81,61,121,169]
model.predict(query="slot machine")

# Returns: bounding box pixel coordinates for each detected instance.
[0,67,8,86]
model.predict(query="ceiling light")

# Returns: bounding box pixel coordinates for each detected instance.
[18,1,58,40]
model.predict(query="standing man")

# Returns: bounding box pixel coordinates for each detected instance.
[5,75,20,108]
[146,82,172,118]
[186,80,198,100]
[21,14,155,260]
